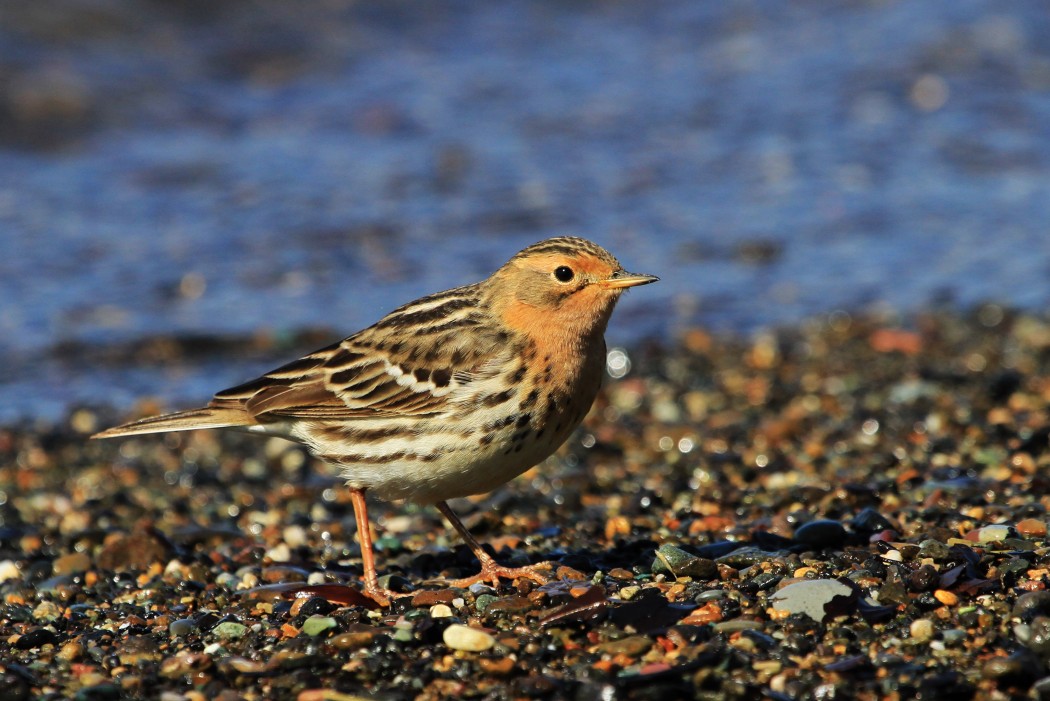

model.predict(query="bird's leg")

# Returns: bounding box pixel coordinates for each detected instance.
[349,488,396,606]
[435,500,553,588]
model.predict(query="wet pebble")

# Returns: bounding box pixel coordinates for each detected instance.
[850,508,897,535]
[32,601,62,622]
[442,624,495,652]
[909,618,935,641]
[52,552,91,576]
[596,635,652,656]
[96,531,171,571]
[770,579,855,622]
[969,524,1014,544]
[301,616,338,636]
[652,544,718,579]
[15,627,59,649]
[212,621,248,640]
[1017,519,1048,538]
[794,520,847,549]
[1015,592,1050,622]
[169,618,196,637]
[331,625,383,649]
[0,559,19,582]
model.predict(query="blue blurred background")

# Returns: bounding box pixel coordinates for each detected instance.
[2,0,1049,420]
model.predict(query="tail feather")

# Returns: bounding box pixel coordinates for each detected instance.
[92,406,252,439]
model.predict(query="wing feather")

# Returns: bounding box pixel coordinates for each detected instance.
[195,284,516,423]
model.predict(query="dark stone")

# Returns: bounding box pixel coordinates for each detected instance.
[794,520,848,549]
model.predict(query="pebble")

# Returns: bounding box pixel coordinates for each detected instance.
[793,520,848,549]
[118,635,162,665]
[32,601,62,622]
[411,589,458,607]
[264,544,293,563]
[52,552,92,576]
[169,618,196,637]
[486,596,535,614]
[850,508,897,534]
[933,589,958,606]
[970,524,1013,544]
[617,586,642,601]
[652,544,717,579]
[1014,591,1050,621]
[918,539,950,559]
[0,559,20,582]
[212,622,248,640]
[1017,519,1048,538]
[283,525,308,548]
[442,624,495,652]
[301,616,338,636]
[15,627,59,649]
[711,620,765,634]
[429,604,453,618]
[97,531,171,571]
[770,579,854,622]
[596,635,652,656]
[910,618,935,641]
[331,627,382,649]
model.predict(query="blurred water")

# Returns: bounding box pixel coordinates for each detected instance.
[2,0,1050,420]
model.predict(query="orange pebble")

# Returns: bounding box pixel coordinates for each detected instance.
[1017,518,1048,538]
[933,589,958,606]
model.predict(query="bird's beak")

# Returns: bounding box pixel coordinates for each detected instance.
[599,270,660,289]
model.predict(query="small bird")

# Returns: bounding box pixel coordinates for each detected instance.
[94,236,657,604]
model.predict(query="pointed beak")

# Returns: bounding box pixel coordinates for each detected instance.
[599,270,660,289]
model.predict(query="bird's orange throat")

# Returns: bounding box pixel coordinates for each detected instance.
[500,292,614,369]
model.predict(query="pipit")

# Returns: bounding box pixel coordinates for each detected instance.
[95,236,657,604]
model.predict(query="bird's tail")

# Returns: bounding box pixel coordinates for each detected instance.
[92,406,251,439]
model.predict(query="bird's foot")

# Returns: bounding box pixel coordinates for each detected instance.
[444,560,554,589]
[360,583,414,607]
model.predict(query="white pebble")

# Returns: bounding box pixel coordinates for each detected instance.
[430,604,453,618]
[442,623,495,652]
[283,525,308,548]
[265,544,292,563]
[882,549,903,562]
[0,560,20,582]
[910,618,935,641]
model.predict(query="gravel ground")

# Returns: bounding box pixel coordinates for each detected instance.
[4,306,1050,700]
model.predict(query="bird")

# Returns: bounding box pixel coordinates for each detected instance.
[93,236,657,605]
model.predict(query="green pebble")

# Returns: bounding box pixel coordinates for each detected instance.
[212,621,248,640]
[215,573,239,590]
[475,594,499,613]
[301,616,338,636]
[392,622,414,642]
[918,539,950,559]
[376,536,404,553]
[652,544,717,579]
[75,682,121,701]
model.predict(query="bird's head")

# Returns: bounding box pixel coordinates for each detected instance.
[488,237,658,342]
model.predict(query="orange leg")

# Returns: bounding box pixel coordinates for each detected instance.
[435,500,553,588]
[349,488,393,606]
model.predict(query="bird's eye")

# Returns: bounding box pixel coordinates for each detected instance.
[554,265,574,283]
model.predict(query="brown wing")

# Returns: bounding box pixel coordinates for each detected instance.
[207,341,442,421]
[208,280,514,422]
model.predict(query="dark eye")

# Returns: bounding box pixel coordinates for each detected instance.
[554,265,574,283]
